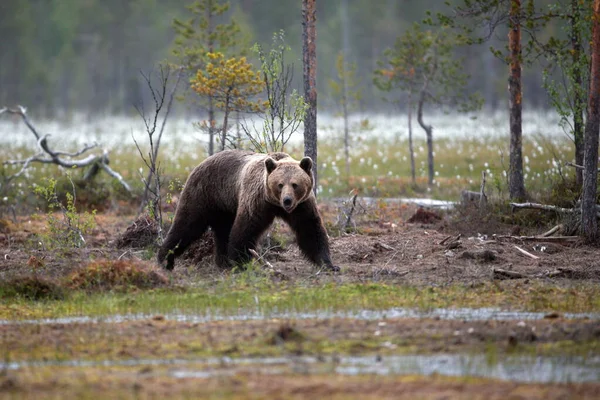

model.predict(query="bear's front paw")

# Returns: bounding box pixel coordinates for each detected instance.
[324,263,341,273]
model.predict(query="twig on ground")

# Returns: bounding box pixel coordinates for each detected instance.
[541,224,562,237]
[493,268,529,280]
[249,248,288,280]
[438,235,453,245]
[375,241,395,251]
[514,245,540,260]
[496,235,579,243]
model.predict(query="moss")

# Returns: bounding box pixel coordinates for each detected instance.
[0,275,67,301]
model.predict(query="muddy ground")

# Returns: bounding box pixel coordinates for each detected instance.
[1,201,599,286]
[1,201,600,398]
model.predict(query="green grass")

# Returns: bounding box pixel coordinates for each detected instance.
[2,280,599,321]
[0,133,575,212]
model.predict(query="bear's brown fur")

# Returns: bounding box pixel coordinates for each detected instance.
[157,150,337,271]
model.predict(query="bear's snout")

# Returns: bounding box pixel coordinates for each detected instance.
[282,196,294,212]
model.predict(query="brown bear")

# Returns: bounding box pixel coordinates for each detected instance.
[157,150,338,271]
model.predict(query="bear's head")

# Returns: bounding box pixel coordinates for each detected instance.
[265,156,313,213]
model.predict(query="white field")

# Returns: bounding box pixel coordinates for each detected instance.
[0,108,566,152]
[0,109,572,197]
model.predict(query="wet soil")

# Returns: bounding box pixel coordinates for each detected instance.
[3,366,599,400]
[2,317,599,363]
[2,202,600,398]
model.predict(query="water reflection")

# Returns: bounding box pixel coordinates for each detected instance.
[3,353,598,384]
[1,307,597,326]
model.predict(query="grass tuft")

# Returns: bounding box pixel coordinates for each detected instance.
[0,275,67,301]
[68,259,169,292]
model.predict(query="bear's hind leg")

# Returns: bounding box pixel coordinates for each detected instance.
[228,209,274,266]
[158,213,208,270]
[211,213,235,268]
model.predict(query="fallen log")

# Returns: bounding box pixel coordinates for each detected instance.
[0,105,131,192]
[510,202,600,218]
[495,235,579,243]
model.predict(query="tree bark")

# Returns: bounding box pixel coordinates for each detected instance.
[407,91,416,185]
[221,94,230,151]
[581,0,600,241]
[342,68,350,182]
[571,0,585,186]
[302,0,318,195]
[417,89,433,185]
[341,0,350,183]
[508,0,526,200]
[207,3,216,155]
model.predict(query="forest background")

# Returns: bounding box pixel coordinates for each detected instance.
[0,0,561,116]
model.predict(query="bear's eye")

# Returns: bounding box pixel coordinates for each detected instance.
[278,183,283,190]
[292,183,298,190]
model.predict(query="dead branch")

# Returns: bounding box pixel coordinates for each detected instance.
[374,241,395,251]
[479,170,488,209]
[343,193,358,231]
[438,235,453,245]
[134,65,179,242]
[565,161,600,172]
[440,233,462,250]
[514,245,540,260]
[249,248,288,280]
[511,201,600,220]
[493,268,529,280]
[494,266,593,281]
[510,202,577,214]
[0,105,131,192]
[496,235,579,243]
[541,224,563,237]
[139,66,183,212]
[545,267,595,280]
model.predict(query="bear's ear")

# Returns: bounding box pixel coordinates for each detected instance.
[300,157,313,174]
[265,157,277,174]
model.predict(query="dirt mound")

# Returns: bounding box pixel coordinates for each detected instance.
[68,259,168,292]
[407,208,442,224]
[115,215,159,248]
[182,231,215,265]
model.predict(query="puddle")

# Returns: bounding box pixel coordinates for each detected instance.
[333,197,455,209]
[1,307,597,326]
[3,354,599,384]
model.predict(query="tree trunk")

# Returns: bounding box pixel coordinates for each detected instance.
[342,70,350,182]
[221,94,230,151]
[571,0,585,186]
[302,0,318,195]
[581,0,600,241]
[208,97,215,155]
[508,0,526,200]
[207,3,215,155]
[407,92,416,185]
[417,89,433,185]
[341,0,350,183]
